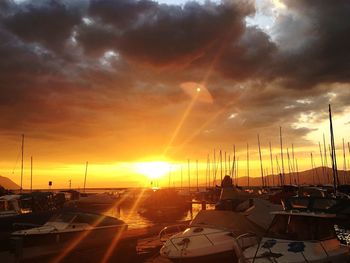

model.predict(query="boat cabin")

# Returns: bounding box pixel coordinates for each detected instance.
[267,211,336,241]
[0,195,31,217]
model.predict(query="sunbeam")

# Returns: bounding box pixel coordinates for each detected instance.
[50,193,131,263]
[100,187,148,263]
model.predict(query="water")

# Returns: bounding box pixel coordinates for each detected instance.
[104,203,215,229]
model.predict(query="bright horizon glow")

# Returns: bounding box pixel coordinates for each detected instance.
[135,161,170,179]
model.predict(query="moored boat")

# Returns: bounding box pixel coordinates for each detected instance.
[11,210,127,249]
[160,209,264,262]
[236,210,350,262]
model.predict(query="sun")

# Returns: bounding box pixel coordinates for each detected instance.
[135,162,170,179]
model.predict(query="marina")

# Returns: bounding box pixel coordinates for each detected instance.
[0,180,350,262]
[1,0,350,262]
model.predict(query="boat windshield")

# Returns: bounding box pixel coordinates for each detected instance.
[51,213,77,223]
[267,214,336,241]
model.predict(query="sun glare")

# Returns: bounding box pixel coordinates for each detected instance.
[136,162,170,179]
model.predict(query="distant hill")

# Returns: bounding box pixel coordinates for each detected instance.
[0,175,20,190]
[234,167,348,186]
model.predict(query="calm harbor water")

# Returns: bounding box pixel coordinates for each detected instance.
[105,202,214,229]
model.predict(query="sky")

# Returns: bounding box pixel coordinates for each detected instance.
[0,0,350,188]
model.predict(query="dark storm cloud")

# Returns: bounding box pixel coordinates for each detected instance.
[216,26,276,81]
[0,0,350,154]
[79,0,255,65]
[1,0,83,52]
[269,0,350,88]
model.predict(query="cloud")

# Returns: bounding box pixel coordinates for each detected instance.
[79,0,255,67]
[268,0,350,88]
[1,0,84,52]
[0,0,350,163]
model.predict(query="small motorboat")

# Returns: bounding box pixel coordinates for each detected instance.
[139,188,190,222]
[236,210,350,262]
[11,210,127,249]
[160,210,263,262]
[0,195,31,218]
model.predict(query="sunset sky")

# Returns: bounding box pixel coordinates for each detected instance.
[0,0,350,188]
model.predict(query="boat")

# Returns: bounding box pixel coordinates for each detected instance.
[138,188,190,222]
[159,196,281,262]
[0,195,30,218]
[160,209,263,262]
[215,176,253,212]
[70,192,120,212]
[11,210,127,249]
[268,185,298,205]
[236,210,350,262]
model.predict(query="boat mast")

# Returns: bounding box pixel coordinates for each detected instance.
[30,156,33,192]
[310,152,315,185]
[269,142,274,186]
[236,157,239,186]
[208,155,211,188]
[296,159,300,185]
[227,154,230,176]
[287,148,292,184]
[231,145,236,182]
[276,155,282,186]
[205,155,208,189]
[213,149,216,186]
[188,159,190,193]
[196,160,199,192]
[279,127,285,185]
[257,134,264,187]
[319,141,325,184]
[83,161,88,193]
[323,133,330,183]
[247,143,250,188]
[329,104,339,193]
[342,138,347,184]
[181,166,183,189]
[219,150,223,183]
[224,151,227,175]
[292,144,297,185]
[20,134,24,193]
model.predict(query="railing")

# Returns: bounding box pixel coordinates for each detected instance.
[159,224,188,242]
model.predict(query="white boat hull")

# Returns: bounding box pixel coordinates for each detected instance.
[160,227,237,260]
[239,238,350,263]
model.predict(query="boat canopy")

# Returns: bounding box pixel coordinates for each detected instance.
[190,210,264,236]
[267,213,337,241]
[284,196,350,215]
